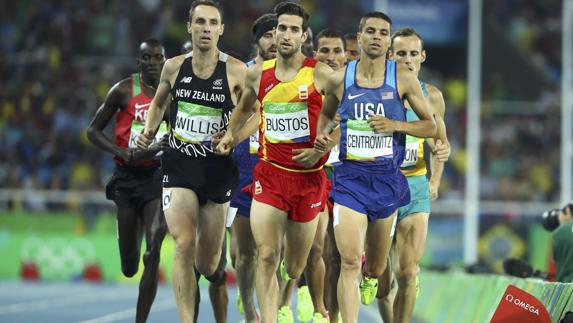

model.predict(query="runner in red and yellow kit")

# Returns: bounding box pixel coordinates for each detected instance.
[216,3,334,322]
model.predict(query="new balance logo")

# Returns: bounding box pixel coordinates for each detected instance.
[180,76,192,83]
[348,93,365,100]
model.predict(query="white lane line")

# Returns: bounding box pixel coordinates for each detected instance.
[0,284,97,300]
[0,290,134,315]
[76,298,176,323]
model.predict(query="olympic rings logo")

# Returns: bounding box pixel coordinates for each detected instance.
[20,237,96,279]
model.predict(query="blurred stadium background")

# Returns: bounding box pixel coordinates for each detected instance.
[0,0,572,322]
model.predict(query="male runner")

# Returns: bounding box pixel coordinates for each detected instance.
[314,12,436,323]
[376,27,450,323]
[275,28,347,323]
[276,28,348,323]
[216,2,334,322]
[312,28,347,323]
[230,13,278,323]
[87,39,168,323]
[177,40,230,323]
[302,27,315,57]
[136,1,246,322]
[343,33,359,62]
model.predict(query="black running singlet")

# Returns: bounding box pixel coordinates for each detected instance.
[169,51,234,158]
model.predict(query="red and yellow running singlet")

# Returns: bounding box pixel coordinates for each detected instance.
[256,58,327,172]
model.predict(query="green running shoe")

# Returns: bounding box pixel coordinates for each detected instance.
[359,276,378,305]
[278,305,294,323]
[297,285,314,322]
[312,312,329,323]
[237,290,244,315]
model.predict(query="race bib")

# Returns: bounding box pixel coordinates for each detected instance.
[129,121,168,149]
[400,135,420,167]
[263,102,310,143]
[249,134,259,154]
[326,145,340,165]
[174,101,223,144]
[346,120,393,160]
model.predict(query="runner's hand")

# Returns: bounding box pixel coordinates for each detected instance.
[149,134,169,151]
[367,113,398,133]
[432,139,450,162]
[215,132,233,155]
[158,134,169,151]
[292,148,321,168]
[136,129,154,149]
[118,149,131,162]
[314,134,332,154]
[211,131,225,147]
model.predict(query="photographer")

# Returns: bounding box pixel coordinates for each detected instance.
[543,202,573,282]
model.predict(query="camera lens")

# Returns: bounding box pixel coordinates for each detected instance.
[542,208,561,232]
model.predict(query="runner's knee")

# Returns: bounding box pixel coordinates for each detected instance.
[237,250,256,268]
[142,247,161,270]
[196,252,221,277]
[172,235,195,257]
[258,246,280,270]
[339,253,361,273]
[396,264,417,284]
[285,260,304,279]
[307,244,324,266]
[121,253,139,277]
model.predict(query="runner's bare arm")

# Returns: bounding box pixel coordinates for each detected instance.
[216,63,262,154]
[314,62,344,152]
[425,86,449,199]
[87,80,132,161]
[226,56,248,106]
[233,110,260,146]
[138,57,179,149]
[425,85,450,162]
[369,65,436,137]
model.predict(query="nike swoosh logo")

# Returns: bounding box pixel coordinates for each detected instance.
[135,103,150,109]
[348,93,365,100]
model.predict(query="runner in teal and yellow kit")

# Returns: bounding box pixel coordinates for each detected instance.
[376,27,450,323]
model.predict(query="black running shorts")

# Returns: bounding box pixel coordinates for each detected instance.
[105,165,162,208]
[161,149,239,205]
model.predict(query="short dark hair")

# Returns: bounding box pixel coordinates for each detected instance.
[251,13,278,42]
[344,33,357,42]
[140,38,163,48]
[252,13,277,35]
[189,0,223,22]
[315,28,346,51]
[139,38,164,54]
[358,11,392,32]
[274,2,310,31]
[391,27,424,50]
